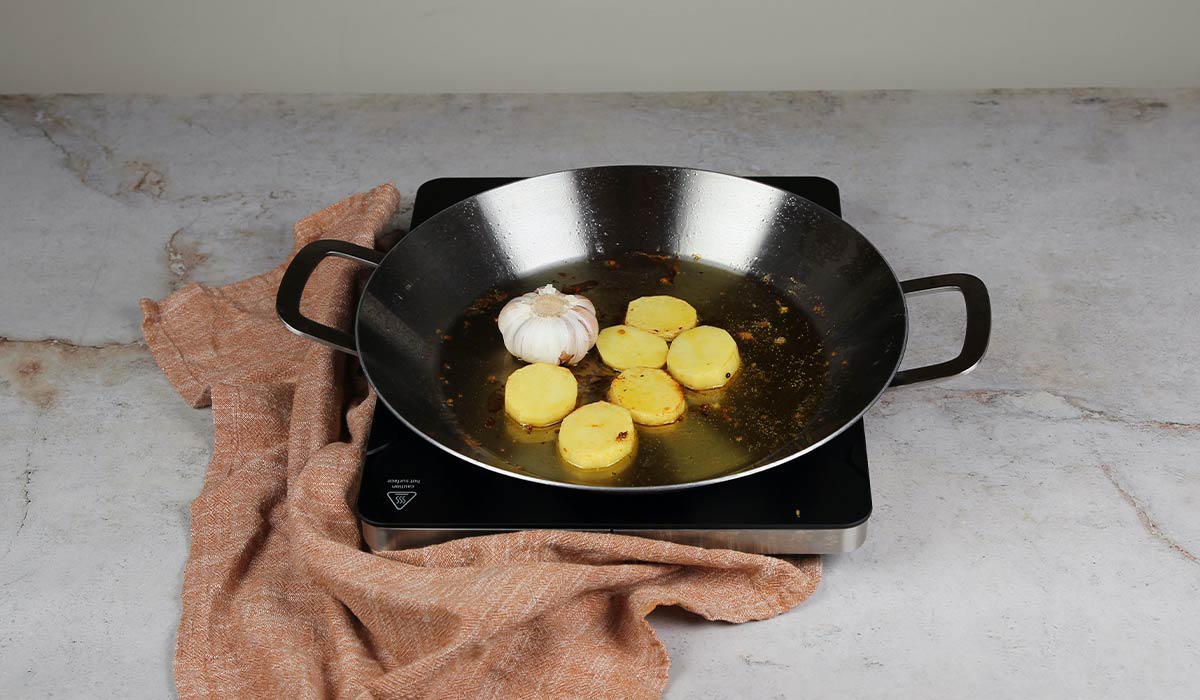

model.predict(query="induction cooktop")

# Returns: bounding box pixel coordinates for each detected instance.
[357,175,871,554]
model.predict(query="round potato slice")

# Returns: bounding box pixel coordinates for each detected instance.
[557,401,636,470]
[595,325,669,370]
[666,326,741,390]
[608,367,686,426]
[625,295,698,340]
[504,362,578,427]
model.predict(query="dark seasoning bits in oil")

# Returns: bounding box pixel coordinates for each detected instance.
[437,251,831,487]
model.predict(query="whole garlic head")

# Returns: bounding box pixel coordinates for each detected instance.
[497,284,599,365]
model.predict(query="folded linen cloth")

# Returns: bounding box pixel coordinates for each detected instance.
[141,183,821,700]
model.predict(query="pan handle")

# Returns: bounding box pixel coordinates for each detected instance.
[890,273,991,387]
[275,240,385,356]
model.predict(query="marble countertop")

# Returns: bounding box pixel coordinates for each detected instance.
[2,90,1198,698]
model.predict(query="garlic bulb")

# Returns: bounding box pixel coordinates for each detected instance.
[497,284,599,365]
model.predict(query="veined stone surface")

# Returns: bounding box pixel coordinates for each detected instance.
[1,91,1197,699]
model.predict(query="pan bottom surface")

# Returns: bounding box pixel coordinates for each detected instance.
[439,251,832,488]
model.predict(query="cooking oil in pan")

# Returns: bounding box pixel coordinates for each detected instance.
[439,252,829,487]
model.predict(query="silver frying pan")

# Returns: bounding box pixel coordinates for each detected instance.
[277,166,990,491]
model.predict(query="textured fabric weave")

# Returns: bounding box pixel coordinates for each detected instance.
[141,184,821,700]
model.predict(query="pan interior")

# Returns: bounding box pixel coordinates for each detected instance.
[439,252,829,487]
[356,166,907,490]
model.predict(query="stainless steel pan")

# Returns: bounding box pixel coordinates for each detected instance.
[277,166,990,492]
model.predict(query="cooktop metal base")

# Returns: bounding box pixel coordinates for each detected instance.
[362,525,867,555]
[355,175,872,555]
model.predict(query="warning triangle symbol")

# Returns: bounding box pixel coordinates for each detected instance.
[387,491,417,511]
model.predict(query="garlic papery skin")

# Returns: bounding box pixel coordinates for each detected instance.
[497,284,599,365]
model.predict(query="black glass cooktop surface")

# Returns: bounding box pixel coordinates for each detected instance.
[356,175,871,553]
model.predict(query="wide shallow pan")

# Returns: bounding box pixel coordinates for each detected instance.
[277,166,990,492]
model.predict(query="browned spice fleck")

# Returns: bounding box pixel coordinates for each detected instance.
[442,334,452,341]
[616,431,629,441]
[466,288,510,315]
[562,280,599,295]
[605,259,620,268]
[773,336,787,345]
[486,375,498,383]
[632,251,682,283]
[617,328,626,335]
[736,331,754,341]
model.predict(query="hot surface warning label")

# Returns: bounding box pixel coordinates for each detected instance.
[387,491,417,511]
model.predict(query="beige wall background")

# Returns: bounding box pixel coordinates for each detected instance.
[2,0,1198,93]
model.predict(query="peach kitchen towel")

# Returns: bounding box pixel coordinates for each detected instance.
[140,183,821,700]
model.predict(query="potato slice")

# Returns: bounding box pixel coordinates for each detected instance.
[504,362,578,427]
[557,401,636,469]
[595,325,669,370]
[625,296,698,340]
[666,326,741,390]
[608,368,686,426]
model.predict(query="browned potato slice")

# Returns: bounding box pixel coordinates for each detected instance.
[595,325,669,370]
[607,367,686,426]
[666,326,741,390]
[556,401,636,469]
[504,362,578,426]
[625,295,698,340]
